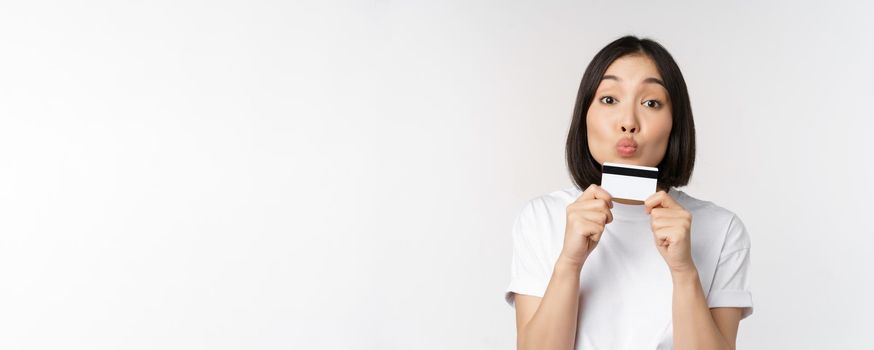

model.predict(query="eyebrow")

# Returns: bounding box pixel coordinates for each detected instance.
[601,75,665,88]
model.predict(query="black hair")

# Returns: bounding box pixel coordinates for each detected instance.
[565,35,696,191]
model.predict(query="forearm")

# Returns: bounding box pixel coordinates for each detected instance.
[671,268,731,350]
[519,258,583,350]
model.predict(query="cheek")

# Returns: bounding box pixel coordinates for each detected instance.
[651,118,672,144]
[646,114,673,159]
[660,114,674,142]
[586,107,612,139]
[585,108,612,163]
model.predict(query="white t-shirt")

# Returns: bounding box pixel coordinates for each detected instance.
[505,186,753,349]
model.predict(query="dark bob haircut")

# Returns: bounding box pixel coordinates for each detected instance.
[566,35,696,191]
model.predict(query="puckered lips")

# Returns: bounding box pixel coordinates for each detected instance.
[616,137,638,158]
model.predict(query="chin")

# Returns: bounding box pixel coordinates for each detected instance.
[613,155,641,163]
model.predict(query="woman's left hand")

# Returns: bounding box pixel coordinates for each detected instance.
[645,191,695,274]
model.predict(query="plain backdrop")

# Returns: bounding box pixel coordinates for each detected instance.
[1,0,873,349]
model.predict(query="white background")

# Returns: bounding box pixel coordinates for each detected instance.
[1,0,872,349]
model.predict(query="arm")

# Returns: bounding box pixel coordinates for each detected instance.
[513,184,614,350]
[644,191,744,349]
[671,267,743,350]
[514,257,584,350]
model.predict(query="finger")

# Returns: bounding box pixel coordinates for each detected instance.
[579,184,614,208]
[567,201,609,221]
[590,231,603,242]
[654,234,670,247]
[580,200,614,224]
[644,191,667,213]
[651,228,668,246]
[652,228,672,244]
[645,191,684,213]
[580,198,610,211]
[649,208,690,220]
[651,218,691,232]
[584,223,605,239]
[580,199,612,218]
[581,210,610,226]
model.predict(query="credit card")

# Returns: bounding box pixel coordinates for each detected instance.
[600,162,658,203]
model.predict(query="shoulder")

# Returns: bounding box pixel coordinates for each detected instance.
[673,189,735,220]
[511,186,581,236]
[506,189,580,300]
[674,189,752,253]
[516,186,581,220]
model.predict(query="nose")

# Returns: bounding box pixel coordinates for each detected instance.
[620,125,637,133]
[619,117,639,134]
[618,101,640,134]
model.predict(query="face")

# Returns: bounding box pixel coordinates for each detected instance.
[586,54,672,168]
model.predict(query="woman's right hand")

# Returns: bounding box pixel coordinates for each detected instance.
[559,184,614,268]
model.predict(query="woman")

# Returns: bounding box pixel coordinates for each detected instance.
[504,36,753,349]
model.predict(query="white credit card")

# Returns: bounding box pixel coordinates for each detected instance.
[600,162,659,203]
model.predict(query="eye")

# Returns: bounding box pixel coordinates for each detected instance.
[599,96,617,104]
[642,99,662,109]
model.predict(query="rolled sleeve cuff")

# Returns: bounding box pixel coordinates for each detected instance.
[504,277,547,308]
[707,290,754,319]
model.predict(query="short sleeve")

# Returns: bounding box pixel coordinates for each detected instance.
[504,198,554,308]
[706,215,754,319]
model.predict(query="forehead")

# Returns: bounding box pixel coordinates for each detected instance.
[602,54,663,83]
